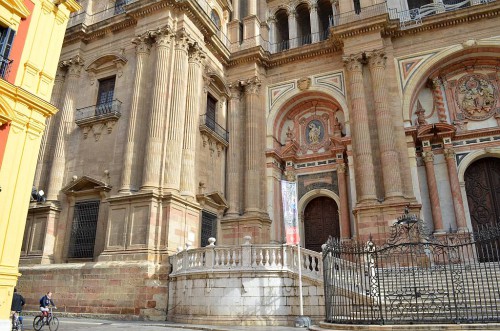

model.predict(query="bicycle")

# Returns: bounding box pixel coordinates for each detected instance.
[33,307,59,331]
[11,311,23,331]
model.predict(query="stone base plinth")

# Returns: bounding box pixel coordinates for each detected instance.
[220,215,271,245]
[18,261,168,320]
[311,322,500,330]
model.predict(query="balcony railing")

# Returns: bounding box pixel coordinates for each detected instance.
[75,99,122,124]
[199,114,228,143]
[330,2,391,26]
[392,0,496,29]
[0,55,13,80]
[67,0,230,50]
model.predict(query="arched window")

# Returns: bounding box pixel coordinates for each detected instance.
[210,9,221,29]
[296,3,311,46]
[318,0,333,40]
[275,9,289,51]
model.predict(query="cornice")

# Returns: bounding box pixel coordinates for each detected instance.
[267,41,340,68]
[0,80,58,119]
[331,14,391,39]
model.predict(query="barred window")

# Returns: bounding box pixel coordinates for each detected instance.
[201,211,217,247]
[0,26,15,79]
[96,76,116,115]
[206,94,217,130]
[68,200,100,259]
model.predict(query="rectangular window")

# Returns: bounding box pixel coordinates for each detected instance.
[206,94,217,130]
[0,27,15,79]
[96,76,116,115]
[68,200,100,259]
[201,211,217,247]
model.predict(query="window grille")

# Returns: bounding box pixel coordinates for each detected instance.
[96,76,116,115]
[68,200,100,259]
[201,211,217,247]
[0,27,15,79]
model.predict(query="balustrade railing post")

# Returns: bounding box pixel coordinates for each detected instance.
[205,237,216,268]
[242,235,252,267]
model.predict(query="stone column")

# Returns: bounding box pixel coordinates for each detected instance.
[331,0,338,25]
[444,147,467,230]
[244,77,263,215]
[141,26,174,190]
[337,163,351,239]
[248,0,257,16]
[164,30,191,192]
[46,55,84,200]
[180,45,205,198]
[432,78,447,123]
[310,2,320,43]
[366,50,403,199]
[343,53,377,202]
[33,68,66,190]
[225,82,243,217]
[268,17,276,53]
[422,150,444,232]
[120,35,151,193]
[232,0,240,20]
[288,10,298,49]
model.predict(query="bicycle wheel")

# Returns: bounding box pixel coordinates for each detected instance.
[48,316,59,331]
[33,316,44,331]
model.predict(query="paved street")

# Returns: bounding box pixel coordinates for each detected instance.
[19,316,302,331]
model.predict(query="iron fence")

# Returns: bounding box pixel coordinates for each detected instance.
[323,210,500,325]
[0,55,12,80]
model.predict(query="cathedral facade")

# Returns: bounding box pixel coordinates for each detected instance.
[18,0,500,323]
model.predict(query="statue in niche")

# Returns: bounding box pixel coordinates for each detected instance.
[307,120,322,144]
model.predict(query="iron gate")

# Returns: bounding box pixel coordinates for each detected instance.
[323,210,500,325]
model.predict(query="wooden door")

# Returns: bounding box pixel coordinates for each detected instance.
[304,196,340,252]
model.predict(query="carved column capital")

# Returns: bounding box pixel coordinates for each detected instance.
[342,53,364,72]
[422,151,434,163]
[132,35,152,55]
[150,25,174,48]
[174,29,191,51]
[443,148,456,160]
[337,163,347,174]
[366,49,387,69]
[227,81,242,99]
[61,55,84,76]
[242,76,261,95]
[188,44,205,65]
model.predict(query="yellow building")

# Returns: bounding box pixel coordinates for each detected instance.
[0,0,79,329]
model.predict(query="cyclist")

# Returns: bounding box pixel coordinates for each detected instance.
[39,291,56,318]
[11,288,25,328]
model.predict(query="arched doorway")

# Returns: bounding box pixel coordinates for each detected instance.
[464,157,500,262]
[304,196,340,252]
[464,157,500,229]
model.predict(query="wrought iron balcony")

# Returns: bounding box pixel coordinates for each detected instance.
[0,55,13,80]
[75,99,122,126]
[199,114,229,145]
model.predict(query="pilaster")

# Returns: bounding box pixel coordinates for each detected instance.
[46,55,84,201]
[164,30,191,192]
[180,45,205,198]
[337,163,351,239]
[443,147,467,230]
[343,53,377,203]
[120,34,152,193]
[366,49,403,200]
[141,26,174,190]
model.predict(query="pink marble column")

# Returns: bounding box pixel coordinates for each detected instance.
[225,82,243,216]
[444,147,467,230]
[141,26,174,190]
[120,35,151,193]
[164,30,191,191]
[422,150,444,232]
[180,45,205,198]
[367,50,402,199]
[343,53,377,202]
[337,163,351,239]
[47,55,84,200]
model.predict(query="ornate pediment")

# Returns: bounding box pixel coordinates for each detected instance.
[0,0,30,29]
[196,191,228,211]
[61,176,111,194]
[281,140,301,159]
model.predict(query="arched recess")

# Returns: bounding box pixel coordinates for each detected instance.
[298,189,341,252]
[401,40,500,124]
[295,2,311,46]
[267,88,348,149]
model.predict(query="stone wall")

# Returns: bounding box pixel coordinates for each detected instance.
[168,271,324,326]
[17,261,168,320]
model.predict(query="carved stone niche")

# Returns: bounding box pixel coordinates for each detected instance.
[85,53,127,85]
